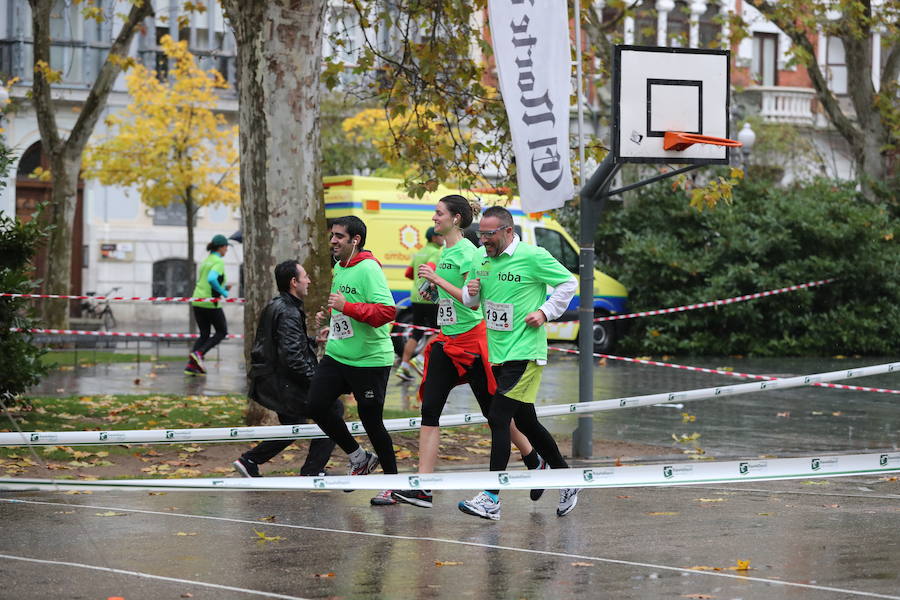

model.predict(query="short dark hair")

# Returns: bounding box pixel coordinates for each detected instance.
[331,215,367,247]
[274,259,301,293]
[482,205,514,228]
[439,194,479,229]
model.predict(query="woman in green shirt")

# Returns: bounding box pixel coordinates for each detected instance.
[185,234,231,375]
[391,195,544,509]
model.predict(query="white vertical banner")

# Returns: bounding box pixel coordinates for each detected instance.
[488,0,575,212]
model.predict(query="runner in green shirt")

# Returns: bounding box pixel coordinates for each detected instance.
[305,215,399,506]
[397,227,443,382]
[457,206,582,521]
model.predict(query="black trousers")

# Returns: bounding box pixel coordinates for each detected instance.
[241,402,343,475]
[420,342,492,426]
[191,306,228,355]
[306,355,396,474]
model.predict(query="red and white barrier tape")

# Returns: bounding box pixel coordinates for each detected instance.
[595,279,834,322]
[13,328,244,340]
[548,345,900,395]
[0,293,244,303]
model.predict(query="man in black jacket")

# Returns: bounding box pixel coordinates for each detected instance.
[233,260,342,477]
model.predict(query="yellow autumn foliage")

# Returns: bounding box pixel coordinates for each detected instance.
[83,35,238,211]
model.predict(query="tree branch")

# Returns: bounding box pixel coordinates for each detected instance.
[65,0,155,159]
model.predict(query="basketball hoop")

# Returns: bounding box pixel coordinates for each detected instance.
[663,131,743,152]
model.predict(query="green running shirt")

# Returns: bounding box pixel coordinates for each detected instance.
[326,258,395,367]
[191,252,226,308]
[434,238,482,336]
[466,241,574,363]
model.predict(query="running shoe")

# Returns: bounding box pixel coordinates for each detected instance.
[370,489,398,506]
[409,355,424,375]
[392,489,433,508]
[458,491,501,521]
[190,351,206,373]
[183,363,205,376]
[396,363,415,382]
[349,451,380,476]
[529,455,548,501]
[233,457,260,478]
[557,488,580,517]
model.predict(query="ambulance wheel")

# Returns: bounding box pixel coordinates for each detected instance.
[591,314,617,355]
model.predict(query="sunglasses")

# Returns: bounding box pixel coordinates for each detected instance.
[477,226,511,238]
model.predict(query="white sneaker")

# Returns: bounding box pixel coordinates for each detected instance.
[458,491,501,521]
[557,488,580,517]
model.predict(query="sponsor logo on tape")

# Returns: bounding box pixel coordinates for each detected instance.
[351,422,361,432]
[569,404,577,412]
[98,431,125,442]
[409,418,418,427]
[663,464,693,479]
[810,457,839,471]
[738,460,767,475]
[31,433,58,442]
[760,381,778,390]
[291,426,302,434]
[583,468,615,482]
[408,475,420,488]
[498,472,510,486]
[667,393,686,402]
[314,478,326,489]
[879,453,900,466]
[229,428,239,437]
[464,414,472,422]
[804,376,822,384]
[165,430,191,440]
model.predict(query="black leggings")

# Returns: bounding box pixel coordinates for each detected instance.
[242,403,342,475]
[306,355,396,474]
[487,394,568,474]
[420,343,492,426]
[191,306,228,355]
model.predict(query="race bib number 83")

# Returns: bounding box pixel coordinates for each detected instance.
[484,300,513,331]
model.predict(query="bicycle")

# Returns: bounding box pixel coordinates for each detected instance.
[80,286,120,331]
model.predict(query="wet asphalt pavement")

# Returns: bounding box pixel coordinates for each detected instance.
[3,341,900,598]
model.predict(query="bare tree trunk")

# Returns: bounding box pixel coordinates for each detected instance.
[29,0,154,328]
[222,0,331,426]
[185,187,196,335]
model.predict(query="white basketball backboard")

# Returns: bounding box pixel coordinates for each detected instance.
[612,45,731,165]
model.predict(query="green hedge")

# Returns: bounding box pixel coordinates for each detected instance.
[596,175,899,356]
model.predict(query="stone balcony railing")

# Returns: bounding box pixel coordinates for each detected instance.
[744,85,818,126]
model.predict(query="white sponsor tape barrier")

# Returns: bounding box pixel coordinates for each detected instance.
[0,452,897,492]
[3,361,897,447]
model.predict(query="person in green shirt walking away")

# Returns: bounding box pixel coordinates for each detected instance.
[307,216,400,506]
[185,234,231,375]
[457,206,581,521]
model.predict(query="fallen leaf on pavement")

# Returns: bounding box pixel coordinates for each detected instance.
[435,561,463,566]
[314,572,335,578]
[175,532,197,536]
[647,512,679,516]
[258,515,277,522]
[571,562,594,567]
[254,530,284,543]
[695,498,725,503]
[95,511,127,517]
[681,594,716,599]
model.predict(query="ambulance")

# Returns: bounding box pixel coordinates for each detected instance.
[323,175,628,353]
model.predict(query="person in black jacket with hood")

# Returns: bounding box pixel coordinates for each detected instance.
[233,260,342,477]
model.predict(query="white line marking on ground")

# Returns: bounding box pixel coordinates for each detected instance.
[0,553,309,600]
[4,498,899,599]
[693,486,900,500]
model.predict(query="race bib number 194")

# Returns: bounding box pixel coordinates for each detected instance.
[330,313,354,339]
[484,300,513,331]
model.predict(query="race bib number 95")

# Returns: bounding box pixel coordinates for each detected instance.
[484,300,513,331]
[330,313,354,339]
[437,298,457,326]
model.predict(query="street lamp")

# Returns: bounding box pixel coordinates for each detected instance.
[737,122,756,167]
